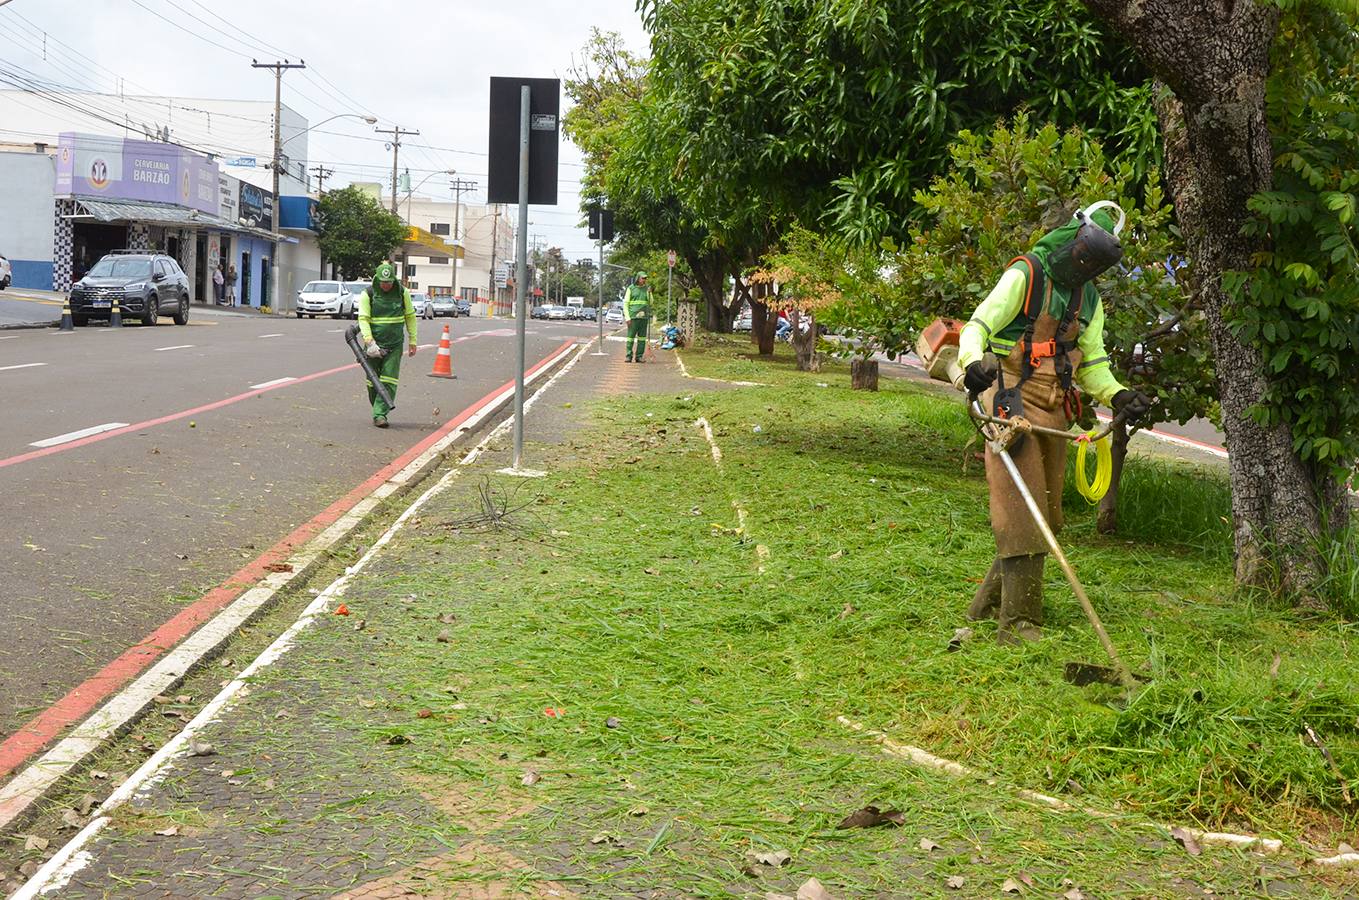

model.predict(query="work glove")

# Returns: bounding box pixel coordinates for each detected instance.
[1112,389,1151,424]
[963,361,996,396]
[365,340,382,359]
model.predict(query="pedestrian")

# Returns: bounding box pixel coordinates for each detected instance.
[958,201,1149,645]
[356,262,417,428]
[213,264,225,304]
[624,271,651,362]
[225,263,238,305]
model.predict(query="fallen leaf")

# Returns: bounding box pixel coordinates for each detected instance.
[1270,652,1282,679]
[1065,778,1086,795]
[946,875,965,889]
[628,804,650,817]
[765,894,795,900]
[90,770,109,780]
[450,702,468,710]
[920,838,942,852]
[385,734,412,745]
[543,707,565,717]
[836,806,905,829]
[152,695,173,705]
[1170,826,1202,856]
[1016,872,1035,888]
[828,550,843,559]
[78,794,96,816]
[18,862,39,878]
[1063,890,1086,900]
[521,770,541,786]
[1001,878,1023,893]
[263,562,293,573]
[360,699,377,708]
[439,613,458,624]
[353,620,366,631]
[218,658,233,668]
[23,836,48,852]
[175,553,188,560]
[765,812,795,824]
[220,770,235,778]
[334,604,349,616]
[274,709,296,720]
[605,716,621,729]
[948,627,974,652]
[189,739,215,757]
[60,810,86,830]
[227,779,244,786]
[797,878,833,900]
[839,602,854,620]
[437,629,453,643]
[753,849,791,867]
[263,778,276,790]
[154,826,179,836]
[417,709,433,719]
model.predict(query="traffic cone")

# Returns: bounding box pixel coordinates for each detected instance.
[109,295,122,328]
[59,296,74,332]
[427,323,456,378]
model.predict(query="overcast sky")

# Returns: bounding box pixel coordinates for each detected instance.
[0,0,651,259]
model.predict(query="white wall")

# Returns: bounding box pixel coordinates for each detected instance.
[0,151,57,288]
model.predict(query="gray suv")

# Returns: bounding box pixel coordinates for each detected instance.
[70,251,191,326]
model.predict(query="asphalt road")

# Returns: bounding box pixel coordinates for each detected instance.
[0,288,66,328]
[0,307,601,743]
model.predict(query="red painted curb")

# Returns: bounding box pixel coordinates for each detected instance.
[0,338,577,778]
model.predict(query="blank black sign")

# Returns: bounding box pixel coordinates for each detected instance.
[487,77,560,205]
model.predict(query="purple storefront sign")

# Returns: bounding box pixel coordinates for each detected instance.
[56,133,218,214]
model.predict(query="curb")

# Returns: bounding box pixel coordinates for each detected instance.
[0,338,582,835]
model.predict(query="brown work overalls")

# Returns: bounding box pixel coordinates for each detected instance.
[980,298,1083,558]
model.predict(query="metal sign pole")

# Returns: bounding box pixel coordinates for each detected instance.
[667,256,673,325]
[512,86,530,470]
[593,237,606,354]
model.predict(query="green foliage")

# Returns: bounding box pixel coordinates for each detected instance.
[315,186,408,282]
[781,116,1212,428]
[1223,8,1359,480]
[638,0,1159,246]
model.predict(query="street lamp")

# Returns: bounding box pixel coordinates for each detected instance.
[405,168,457,223]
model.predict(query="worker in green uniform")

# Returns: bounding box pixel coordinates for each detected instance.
[957,202,1149,644]
[624,272,652,362]
[356,262,418,428]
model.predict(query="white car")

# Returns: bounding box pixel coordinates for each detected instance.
[604,307,625,325]
[0,252,10,289]
[296,280,353,319]
[411,292,433,318]
[546,305,572,320]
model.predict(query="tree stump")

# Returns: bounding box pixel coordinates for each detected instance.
[851,358,879,391]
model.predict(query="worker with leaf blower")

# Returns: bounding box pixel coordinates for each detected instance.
[959,202,1150,644]
[624,272,652,363]
[356,262,418,428]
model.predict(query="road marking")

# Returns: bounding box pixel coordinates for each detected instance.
[250,377,296,390]
[0,335,20,340]
[29,423,131,448]
[153,344,194,352]
[5,295,63,306]
[259,333,284,338]
[0,339,582,844]
[0,362,46,371]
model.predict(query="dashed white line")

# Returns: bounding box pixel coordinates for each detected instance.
[153,345,194,352]
[0,363,46,372]
[30,423,131,448]
[249,377,296,390]
[259,333,284,338]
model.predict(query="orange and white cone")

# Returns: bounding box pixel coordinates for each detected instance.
[427,323,456,378]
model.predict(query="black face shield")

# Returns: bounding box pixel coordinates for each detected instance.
[1047,207,1124,287]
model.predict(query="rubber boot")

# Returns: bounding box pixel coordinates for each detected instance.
[997,553,1045,645]
[965,556,1003,622]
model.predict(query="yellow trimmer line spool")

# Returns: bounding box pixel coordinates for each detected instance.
[1073,429,1112,503]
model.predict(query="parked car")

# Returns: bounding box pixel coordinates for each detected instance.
[69,251,190,326]
[295,280,353,319]
[604,307,625,325]
[732,305,753,331]
[579,306,597,321]
[531,306,549,319]
[429,295,458,317]
[455,298,471,317]
[546,305,571,320]
[411,291,433,318]
[343,282,369,318]
[0,252,11,289]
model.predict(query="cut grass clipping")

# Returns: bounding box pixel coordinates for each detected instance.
[311,339,1357,892]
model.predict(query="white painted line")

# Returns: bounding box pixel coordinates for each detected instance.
[152,345,194,352]
[0,363,46,372]
[29,423,131,448]
[0,335,21,340]
[10,341,590,897]
[249,377,296,390]
[259,333,284,338]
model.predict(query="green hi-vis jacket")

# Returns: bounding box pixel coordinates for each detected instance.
[625,284,651,320]
[958,266,1123,406]
[358,280,417,350]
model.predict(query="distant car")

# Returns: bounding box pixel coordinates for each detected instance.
[732,306,753,331]
[295,280,353,319]
[546,305,571,320]
[604,307,625,325]
[345,281,369,318]
[455,298,471,317]
[531,306,548,319]
[429,295,458,317]
[579,306,597,321]
[411,291,433,318]
[0,252,10,289]
[69,251,190,326]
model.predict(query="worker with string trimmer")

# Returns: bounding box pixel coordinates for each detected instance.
[958,201,1150,646]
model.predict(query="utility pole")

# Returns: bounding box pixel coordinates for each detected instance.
[447,177,476,303]
[487,204,500,316]
[252,58,305,315]
[311,164,333,279]
[375,125,419,213]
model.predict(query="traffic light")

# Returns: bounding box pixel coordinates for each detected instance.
[588,209,614,242]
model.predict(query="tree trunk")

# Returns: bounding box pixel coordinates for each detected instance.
[1096,420,1130,534]
[685,248,732,333]
[851,358,878,391]
[791,310,821,371]
[1083,0,1342,598]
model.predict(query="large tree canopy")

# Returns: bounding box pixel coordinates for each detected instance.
[315,186,408,284]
